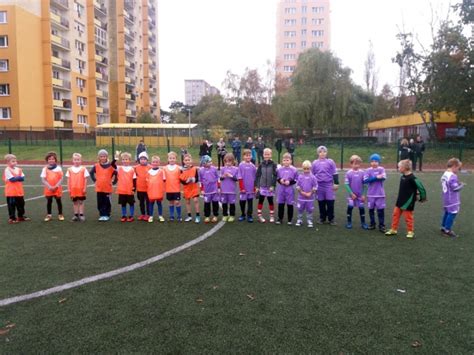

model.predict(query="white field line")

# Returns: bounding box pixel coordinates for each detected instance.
[0,221,225,307]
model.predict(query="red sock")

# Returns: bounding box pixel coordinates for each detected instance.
[258,203,263,210]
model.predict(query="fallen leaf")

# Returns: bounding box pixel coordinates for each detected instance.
[239,252,246,256]
[396,289,407,293]
[439,320,445,324]
[196,298,204,304]
[58,298,67,304]
[246,294,256,301]
[411,340,422,348]
[212,285,219,290]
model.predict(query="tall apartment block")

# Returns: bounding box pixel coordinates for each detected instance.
[184,80,220,106]
[0,0,159,137]
[276,0,331,79]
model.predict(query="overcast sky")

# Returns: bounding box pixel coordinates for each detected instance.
[158,0,455,109]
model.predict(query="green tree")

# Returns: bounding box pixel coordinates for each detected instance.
[137,110,156,123]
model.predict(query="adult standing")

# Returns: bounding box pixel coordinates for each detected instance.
[199,140,210,164]
[244,137,253,150]
[256,136,265,165]
[207,140,214,159]
[413,135,425,171]
[399,138,411,161]
[216,137,227,170]
[232,136,242,164]
[286,138,296,165]
[135,140,147,162]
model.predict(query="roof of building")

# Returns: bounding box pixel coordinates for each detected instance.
[96,123,198,129]
[367,112,457,130]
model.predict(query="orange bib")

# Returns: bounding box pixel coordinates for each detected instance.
[43,167,63,197]
[116,166,135,195]
[180,166,200,199]
[164,165,181,193]
[94,163,115,193]
[134,164,151,192]
[68,167,87,197]
[147,169,165,201]
[3,167,24,197]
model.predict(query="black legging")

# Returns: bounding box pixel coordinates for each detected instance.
[258,195,274,206]
[137,191,149,215]
[46,196,63,215]
[278,203,294,222]
[222,203,236,216]
[239,199,253,217]
[318,200,335,222]
[7,196,25,219]
[204,201,219,217]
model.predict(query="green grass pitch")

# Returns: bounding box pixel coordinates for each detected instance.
[0,168,473,353]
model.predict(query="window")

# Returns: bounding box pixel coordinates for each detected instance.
[0,107,11,119]
[284,19,297,26]
[95,26,107,47]
[74,2,85,17]
[312,7,324,13]
[312,18,324,25]
[284,31,296,37]
[0,11,7,24]
[0,84,9,96]
[283,54,296,61]
[74,21,85,37]
[283,66,295,73]
[284,7,296,14]
[77,114,87,124]
[53,91,61,100]
[53,70,60,79]
[301,17,307,25]
[284,42,296,49]
[77,96,87,106]
[312,41,324,48]
[312,30,324,37]
[301,41,307,48]
[301,29,307,36]
[75,40,85,52]
[0,59,8,72]
[76,59,86,72]
[301,6,307,13]
[0,36,8,47]
[76,77,86,88]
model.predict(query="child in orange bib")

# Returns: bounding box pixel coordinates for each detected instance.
[66,152,89,222]
[90,149,117,221]
[134,151,151,221]
[180,153,200,223]
[117,152,137,222]
[3,154,29,224]
[164,151,182,221]
[147,155,166,223]
[41,151,64,222]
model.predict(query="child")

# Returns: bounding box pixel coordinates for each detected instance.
[90,149,117,221]
[440,158,465,237]
[363,154,387,232]
[220,153,238,222]
[385,159,427,239]
[134,151,151,221]
[41,151,64,221]
[255,148,277,223]
[147,155,166,223]
[311,146,339,225]
[180,153,200,223]
[116,152,136,222]
[164,151,182,222]
[199,155,219,223]
[345,155,368,229]
[66,153,89,222]
[276,152,298,225]
[3,154,29,223]
[295,160,318,227]
[238,149,257,223]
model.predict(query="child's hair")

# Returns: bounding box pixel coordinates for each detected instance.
[168,151,177,159]
[263,148,272,154]
[4,154,16,162]
[317,145,328,154]
[242,149,251,156]
[183,153,192,160]
[398,159,412,171]
[350,155,362,164]
[72,152,82,159]
[447,157,461,168]
[120,152,132,160]
[224,153,235,164]
[97,149,108,156]
[45,151,58,162]
[400,138,408,146]
[151,155,160,162]
[282,152,292,160]
[302,160,312,169]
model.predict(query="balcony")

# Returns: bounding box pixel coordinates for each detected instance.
[95,36,107,50]
[53,98,72,110]
[125,76,131,84]
[50,12,69,29]
[51,0,68,10]
[123,10,134,23]
[96,106,104,113]
[51,56,71,70]
[125,0,135,10]
[95,71,109,81]
[124,43,134,55]
[94,0,107,16]
[96,89,108,98]
[51,34,70,50]
[95,54,108,66]
[52,78,71,90]
[125,109,136,116]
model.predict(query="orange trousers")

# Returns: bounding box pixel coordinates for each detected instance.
[391,207,414,232]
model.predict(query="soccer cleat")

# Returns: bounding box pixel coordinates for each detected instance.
[17,216,30,221]
[247,216,254,223]
[406,231,415,239]
[295,219,302,227]
[8,218,18,224]
[258,215,266,223]
[184,216,193,222]
[127,216,135,222]
[138,215,144,221]
[103,216,110,221]
[345,222,352,229]
[361,223,369,230]
[308,221,314,228]
[44,215,52,222]
[79,216,86,222]
[269,216,275,223]
[148,216,154,223]
[211,216,218,223]
[228,216,235,223]
[379,225,387,233]
[316,219,324,225]
[329,220,337,226]
[222,216,229,222]
[238,215,246,222]
[287,221,293,226]
[177,217,183,222]
[275,219,282,225]
[58,215,65,221]
[368,224,376,230]
[121,216,127,222]
[440,227,447,234]
[158,216,165,223]
[385,229,397,236]
[169,217,175,222]
[71,216,80,222]
[194,216,201,224]
[445,230,458,238]
[204,217,211,224]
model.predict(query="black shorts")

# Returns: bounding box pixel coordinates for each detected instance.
[166,192,181,201]
[71,196,86,202]
[118,194,135,205]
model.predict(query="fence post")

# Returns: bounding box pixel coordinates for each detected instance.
[167,138,170,153]
[59,138,63,165]
[8,138,12,154]
[111,137,115,157]
[395,141,399,169]
[340,141,344,170]
[459,141,463,161]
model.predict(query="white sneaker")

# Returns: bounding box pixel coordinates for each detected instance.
[295,220,302,227]
[308,221,314,228]
[258,215,266,223]
[148,216,154,223]
[269,216,275,223]
[184,216,193,222]
[287,221,293,226]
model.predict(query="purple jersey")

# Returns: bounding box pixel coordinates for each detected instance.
[345,169,364,197]
[220,166,238,194]
[364,166,386,197]
[238,161,256,193]
[311,158,337,184]
[199,166,219,195]
[441,171,463,213]
[296,173,318,201]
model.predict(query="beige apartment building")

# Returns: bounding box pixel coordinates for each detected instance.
[184,79,219,106]
[276,0,331,79]
[0,0,159,136]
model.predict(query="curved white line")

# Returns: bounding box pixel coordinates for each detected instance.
[0,221,225,307]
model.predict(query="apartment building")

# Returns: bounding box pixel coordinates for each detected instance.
[0,0,159,136]
[276,0,331,79]
[184,79,220,106]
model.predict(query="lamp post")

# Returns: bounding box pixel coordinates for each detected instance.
[187,108,192,146]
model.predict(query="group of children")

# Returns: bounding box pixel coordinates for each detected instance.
[2,146,465,238]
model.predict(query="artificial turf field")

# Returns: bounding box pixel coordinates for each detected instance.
[0,167,473,353]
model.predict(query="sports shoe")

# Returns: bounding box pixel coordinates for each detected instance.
[177,217,183,222]
[238,215,246,222]
[228,216,235,223]
[258,215,266,223]
[385,229,397,236]
[158,216,165,223]
[316,220,324,225]
[121,216,127,222]
[127,216,135,222]
[17,216,30,221]
[247,216,254,223]
[194,216,201,224]
[103,216,110,221]
[222,216,229,222]
[379,225,387,233]
[58,215,65,221]
[308,221,314,228]
[440,227,447,234]
[275,219,282,225]
[345,222,352,229]
[148,216,154,223]
[8,218,18,224]
[204,217,211,224]
[406,231,415,239]
[329,220,337,226]
[184,216,193,222]
[287,221,293,226]
[71,216,79,222]
[138,215,144,221]
[211,216,218,223]
[44,215,52,222]
[445,230,458,238]
[79,215,86,222]
[295,219,302,227]
[361,223,369,230]
[368,224,376,230]
[269,216,275,223]
[169,217,175,222]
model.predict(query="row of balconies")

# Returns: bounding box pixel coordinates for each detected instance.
[50,12,69,29]
[51,56,71,70]
[51,0,68,10]
[94,0,107,16]
[51,34,70,50]
[52,78,71,90]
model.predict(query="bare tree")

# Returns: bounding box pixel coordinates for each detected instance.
[363,40,378,94]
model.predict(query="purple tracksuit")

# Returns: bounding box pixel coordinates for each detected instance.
[238,161,256,200]
[441,171,463,213]
[311,158,337,200]
[276,165,298,205]
[364,166,386,209]
[199,165,219,203]
[296,173,318,220]
[345,169,365,207]
[220,166,238,204]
